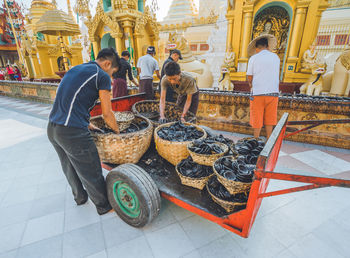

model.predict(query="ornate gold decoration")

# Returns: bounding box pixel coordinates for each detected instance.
[86,1,122,39]
[252,7,290,59]
[48,41,72,56]
[301,40,319,70]
[338,48,350,71]
[74,0,91,19]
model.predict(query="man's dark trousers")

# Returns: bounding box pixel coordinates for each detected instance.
[47,122,111,214]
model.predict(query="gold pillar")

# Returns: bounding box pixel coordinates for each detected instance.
[91,37,99,57]
[111,32,123,55]
[240,6,254,60]
[134,34,143,61]
[226,15,234,50]
[288,5,307,58]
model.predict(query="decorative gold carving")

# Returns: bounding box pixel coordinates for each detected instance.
[338,48,350,71]
[252,7,290,60]
[301,40,319,70]
[48,41,72,56]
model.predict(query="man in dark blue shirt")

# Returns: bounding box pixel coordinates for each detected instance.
[47,48,121,215]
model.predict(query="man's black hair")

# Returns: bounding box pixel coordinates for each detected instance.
[256,38,268,48]
[121,50,130,57]
[96,48,120,68]
[164,61,181,76]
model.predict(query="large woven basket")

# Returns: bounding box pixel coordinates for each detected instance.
[213,156,253,195]
[206,179,247,213]
[175,162,213,190]
[187,141,229,166]
[132,100,196,127]
[90,115,153,164]
[154,122,207,166]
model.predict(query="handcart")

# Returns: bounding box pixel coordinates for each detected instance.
[91,95,350,238]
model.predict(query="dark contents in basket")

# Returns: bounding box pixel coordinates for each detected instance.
[91,120,148,134]
[178,157,213,178]
[120,121,148,134]
[208,176,248,203]
[188,139,224,155]
[157,121,204,142]
[234,138,265,156]
[206,135,233,147]
[214,157,255,183]
[140,111,160,121]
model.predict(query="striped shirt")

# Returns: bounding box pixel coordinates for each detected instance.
[49,61,111,128]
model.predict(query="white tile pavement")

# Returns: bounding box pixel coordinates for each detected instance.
[0,95,349,258]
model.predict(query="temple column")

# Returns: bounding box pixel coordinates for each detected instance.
[90,37,99,57]
[226,15,234,51]
[122,20,135,55]
[239,5,254,60]
[134,34,143,61]
[111,32,123,54]
[288,4,308,59]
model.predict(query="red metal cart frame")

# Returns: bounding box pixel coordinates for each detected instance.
[92,95,350,238]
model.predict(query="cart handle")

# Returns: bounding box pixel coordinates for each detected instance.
[285,119,350,138]
[255,169,350,188]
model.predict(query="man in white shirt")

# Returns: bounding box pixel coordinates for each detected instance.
[246,35,279,140]
[137,46,161,99]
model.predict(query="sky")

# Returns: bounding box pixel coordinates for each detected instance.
[21,0,200,21]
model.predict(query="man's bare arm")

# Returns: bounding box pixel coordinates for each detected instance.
[159,88,167,119]
[155,70,161,80]
[181,94,192,122]
[247,75,253,89]
[99,90,119,134]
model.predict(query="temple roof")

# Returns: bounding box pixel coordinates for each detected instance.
[36,9,80,36]
[162,0,198,23]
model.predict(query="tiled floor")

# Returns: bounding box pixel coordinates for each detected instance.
[0,95,350,258]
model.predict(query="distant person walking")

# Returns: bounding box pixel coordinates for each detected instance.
[246,35,280,140]
[112,50,139,98]
[137,46,160,100]
[13,65,22,81]
[6,65,15,80]
[159,49,182,102]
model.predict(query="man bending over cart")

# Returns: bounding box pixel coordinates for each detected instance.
[47,48,121,215]
[159,61,199,123]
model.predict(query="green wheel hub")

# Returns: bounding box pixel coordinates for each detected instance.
[113,181,140,218]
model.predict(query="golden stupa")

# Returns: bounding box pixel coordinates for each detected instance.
[22,0,83,79]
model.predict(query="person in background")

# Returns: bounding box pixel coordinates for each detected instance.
[13,65,22,81]
[6,65,15,80]
[159,49,182,102]
[0,69,5,80]
[47,48,121,215]
[246,35,280,140]
[159,61,199,123]
[137,46,161,100]
[112,50,139,98]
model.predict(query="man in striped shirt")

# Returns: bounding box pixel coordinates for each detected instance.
[47,48,120,215]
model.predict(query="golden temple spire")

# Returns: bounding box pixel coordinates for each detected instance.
[66,0,75,22]
[74,0,91,19]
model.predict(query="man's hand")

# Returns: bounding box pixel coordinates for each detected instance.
[180,114,186,123]
[99,90,120,134]
[88,123,104,133]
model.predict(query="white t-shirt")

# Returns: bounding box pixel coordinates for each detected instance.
[246,50,280,95]
[137,54,159,80]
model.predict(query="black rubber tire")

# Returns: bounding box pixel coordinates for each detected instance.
[106,164,161,227]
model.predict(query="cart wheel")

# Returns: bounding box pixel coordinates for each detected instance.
[106,164,161,227]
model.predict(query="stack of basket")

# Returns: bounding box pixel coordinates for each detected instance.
[90,112,153,164]
[175,141,229,190]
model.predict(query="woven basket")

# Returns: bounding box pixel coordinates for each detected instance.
[206,181,247,213]
[154,122,207,166]
[175,162,213,190]
[90,115,153,164]
[213,156,253,195]
[187,141,229,166]
[132,100,196,127]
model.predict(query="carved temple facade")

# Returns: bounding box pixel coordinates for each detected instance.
[85,0,159,63]
[226,0,329,83]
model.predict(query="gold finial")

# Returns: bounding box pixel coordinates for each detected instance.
[74,0,91,19]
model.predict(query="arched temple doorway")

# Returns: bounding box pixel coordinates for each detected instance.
[252,4,292,79]
[101,33,116,49]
